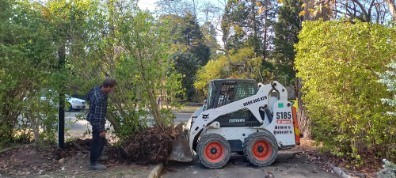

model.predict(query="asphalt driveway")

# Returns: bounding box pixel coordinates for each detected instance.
[162,150,338,178]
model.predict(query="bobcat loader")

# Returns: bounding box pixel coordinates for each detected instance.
[170,79,302,168]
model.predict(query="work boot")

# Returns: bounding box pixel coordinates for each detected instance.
[89,162,106,170]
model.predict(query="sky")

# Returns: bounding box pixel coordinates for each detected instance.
[137,0,158,12]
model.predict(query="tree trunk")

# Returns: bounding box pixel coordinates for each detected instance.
[33,117,40,144]
[251,0,259,57]
[262,0,268,64]
[296,78,311,139]
[385,0,396,21]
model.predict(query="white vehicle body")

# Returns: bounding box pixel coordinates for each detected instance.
[188,81,297,151]
[40,95,87,111]
[171,80,301,168]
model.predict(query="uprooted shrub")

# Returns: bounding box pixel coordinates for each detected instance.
[120,124,184,164]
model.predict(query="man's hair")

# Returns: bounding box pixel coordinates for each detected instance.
[103,78,117,88]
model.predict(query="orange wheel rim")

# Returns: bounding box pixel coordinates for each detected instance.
[252,140,271,161]
[204,141,224,163]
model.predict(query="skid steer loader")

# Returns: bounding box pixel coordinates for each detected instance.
[170,79,301,168]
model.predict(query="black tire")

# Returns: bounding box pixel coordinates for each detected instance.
[197,133,231,169]
[243,131,278,167]
[66,102,72,111]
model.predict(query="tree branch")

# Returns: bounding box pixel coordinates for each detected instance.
[351,0,369,17]
[367,0,376,21]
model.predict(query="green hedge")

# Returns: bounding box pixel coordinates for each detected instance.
[295,20,396,165]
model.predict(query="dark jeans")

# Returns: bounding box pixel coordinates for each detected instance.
[90,129,105,164]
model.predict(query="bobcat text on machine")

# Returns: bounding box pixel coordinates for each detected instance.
[170,79,302,168]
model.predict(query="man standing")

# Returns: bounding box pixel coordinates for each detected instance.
[87,78,116,170]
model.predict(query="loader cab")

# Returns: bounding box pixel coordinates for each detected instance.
[204,79,258,110]
[203,79,261,127]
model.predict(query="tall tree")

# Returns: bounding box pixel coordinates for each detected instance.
[221,0,250,52]
[272,0,302,86]
[195,47,263,92]
[174,13,210,100]
[158,12,210,101]
[201,22,220,58]
[221,0,278,80]
[221,0,278,55]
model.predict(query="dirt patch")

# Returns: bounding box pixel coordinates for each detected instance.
[0,125,184,177]
[298,139,381,177]
[0,139,155,177]
[0,144,58,176]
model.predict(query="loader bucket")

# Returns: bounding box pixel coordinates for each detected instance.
[169,132,193,162]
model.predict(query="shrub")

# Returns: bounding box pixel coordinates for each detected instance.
[295,20,396,165]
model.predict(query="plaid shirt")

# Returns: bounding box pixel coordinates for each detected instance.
[87,86,108,132]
